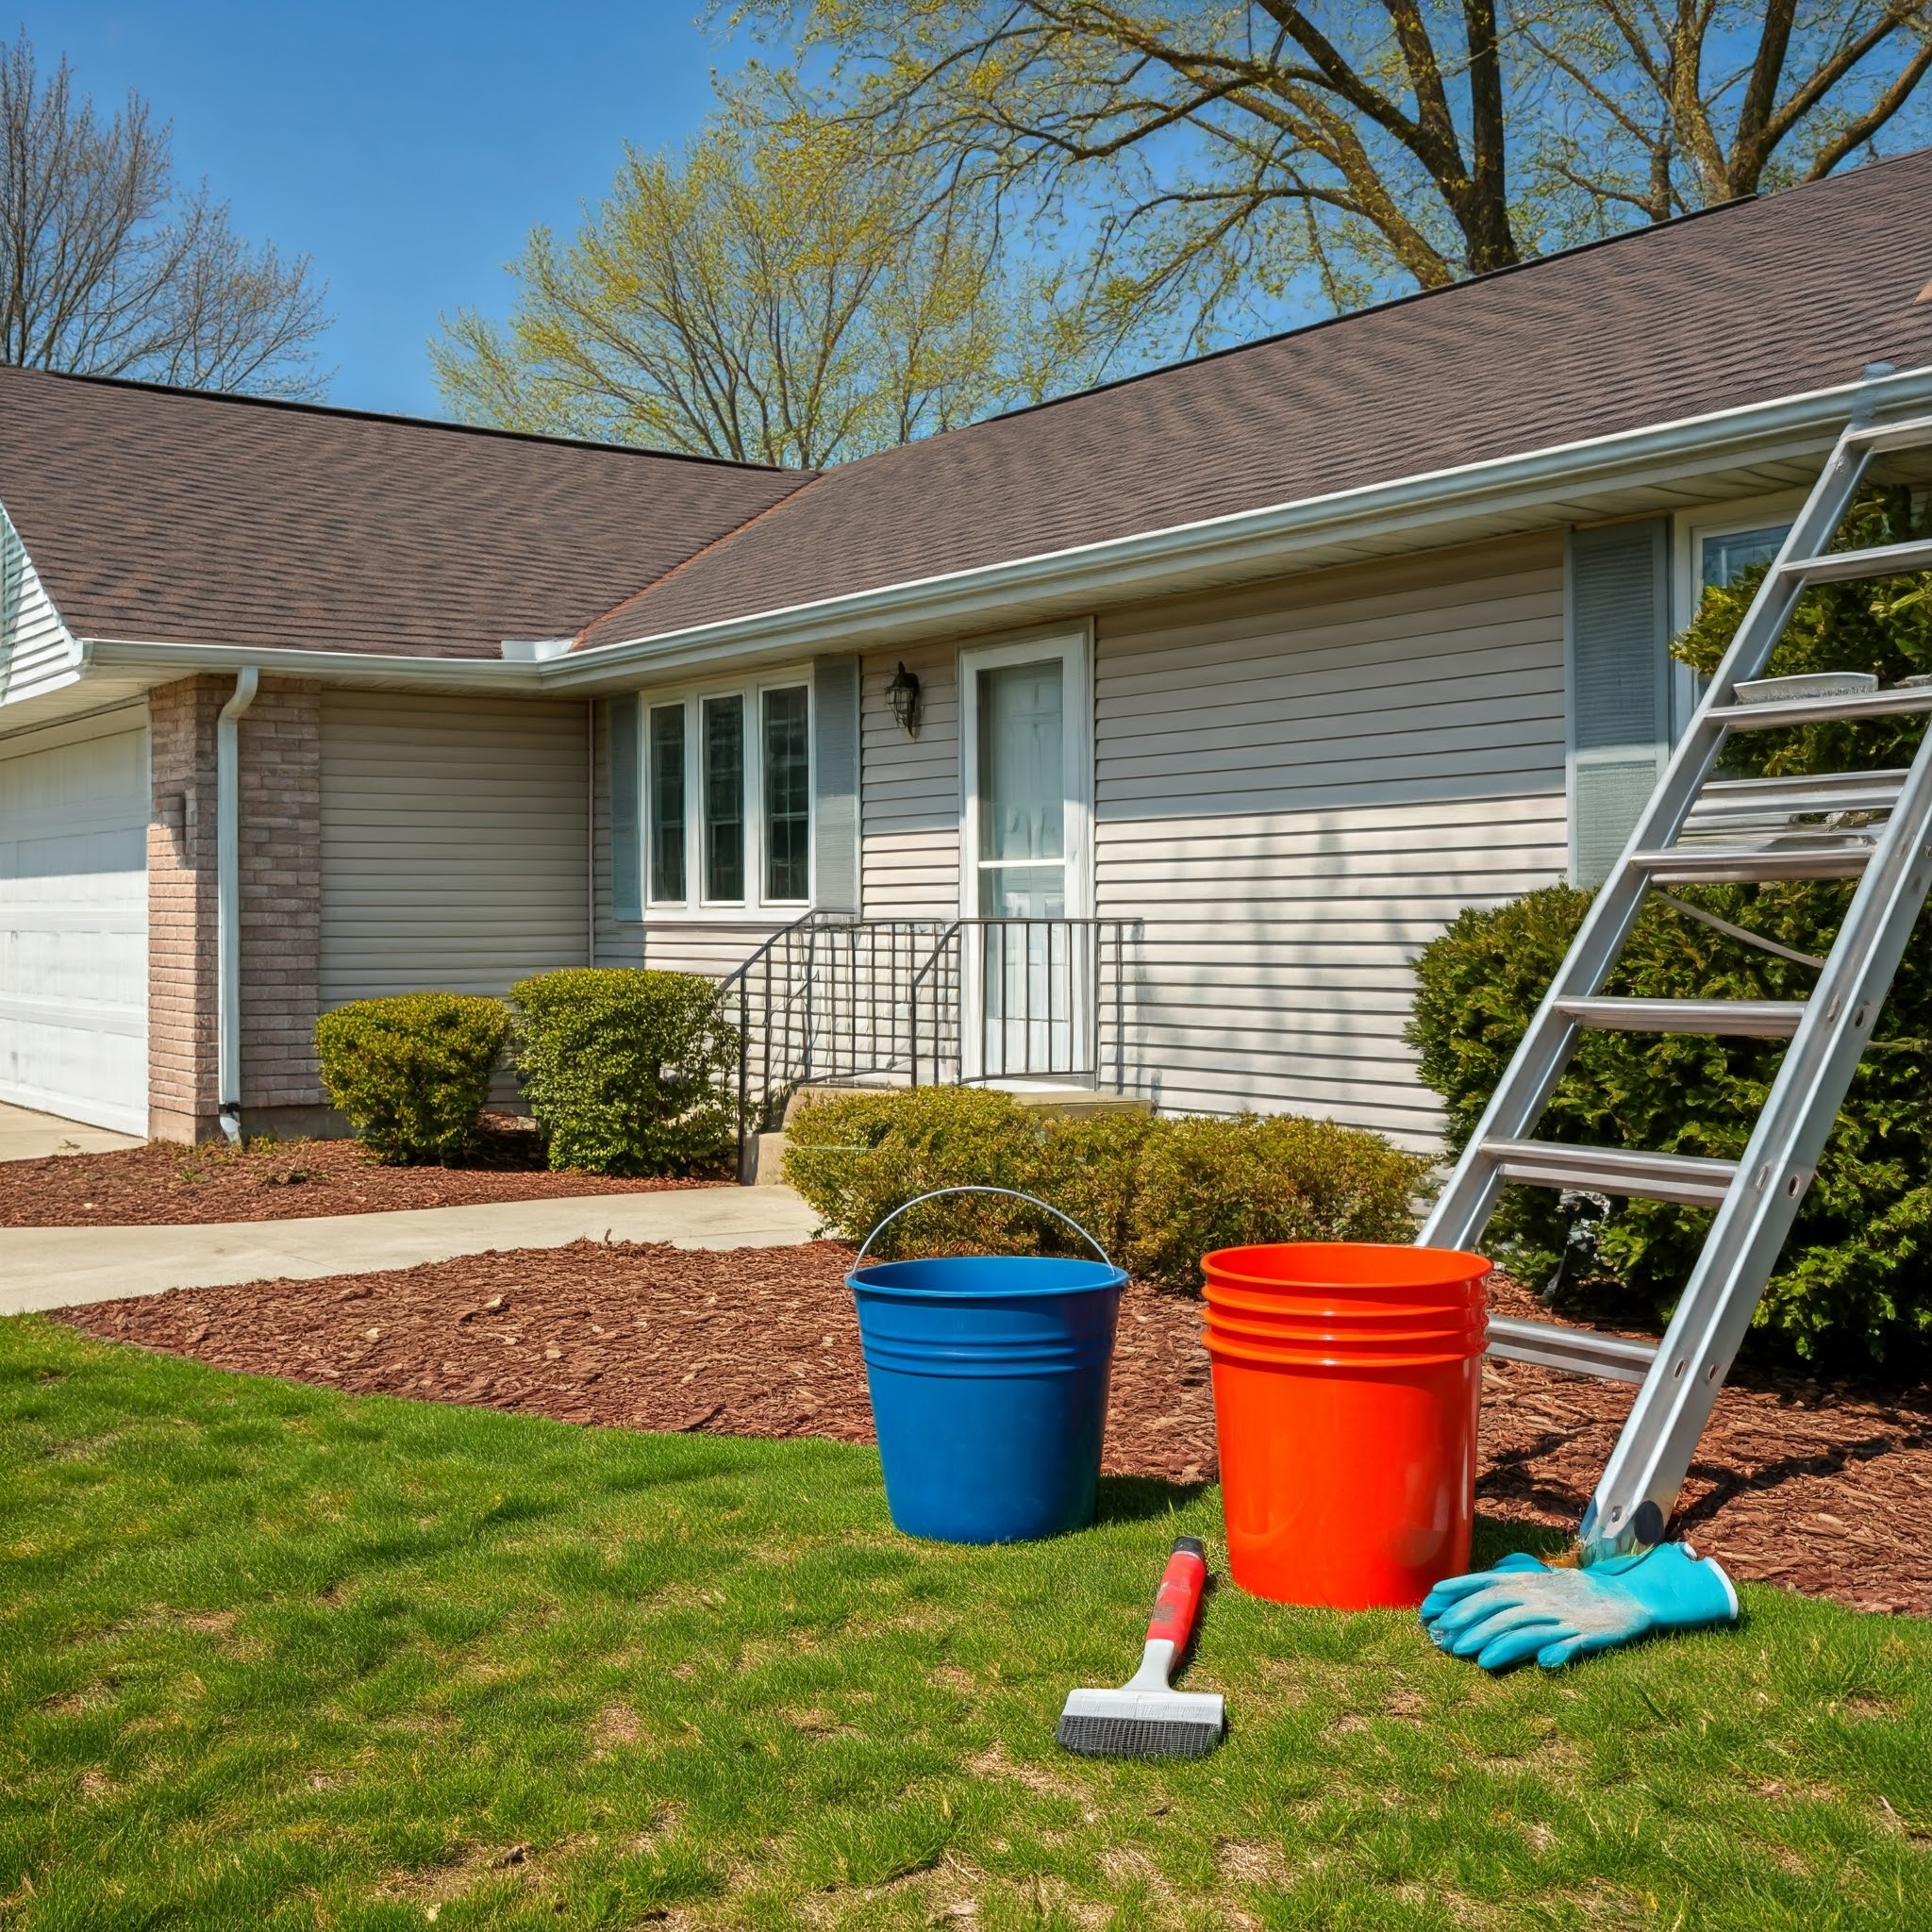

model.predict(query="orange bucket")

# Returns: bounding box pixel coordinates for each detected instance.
[1202,1241,1489,1610]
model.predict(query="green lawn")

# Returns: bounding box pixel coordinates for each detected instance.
[3,1318,1929,1932]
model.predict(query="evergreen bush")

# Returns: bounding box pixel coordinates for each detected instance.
[783,1088,1425,1287]
[1407,487,1932,1360]
[314,993,510,1164]
[510,969,738,1175]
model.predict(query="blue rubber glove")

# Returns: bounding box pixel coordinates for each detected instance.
[1419,1542,1740,1671]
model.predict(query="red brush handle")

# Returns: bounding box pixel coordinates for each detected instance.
[1146,1538,1207,1648]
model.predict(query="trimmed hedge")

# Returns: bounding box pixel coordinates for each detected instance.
[1406,488,1932,1361]
[783,1088,1426,1288]
[510,969,738,1175]
[314,993,509,1164]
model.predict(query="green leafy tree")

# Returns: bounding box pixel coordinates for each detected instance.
[731,3,1932,360]
[1407,490,1932,1360]
[433,112,1060,464]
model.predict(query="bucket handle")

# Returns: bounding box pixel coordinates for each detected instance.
[854,1186,1115,1272]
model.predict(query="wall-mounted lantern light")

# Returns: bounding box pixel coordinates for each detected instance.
[887,661,923,738]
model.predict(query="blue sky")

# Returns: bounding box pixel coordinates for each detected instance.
[16,3,756,417]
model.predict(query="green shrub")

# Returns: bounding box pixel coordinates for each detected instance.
[510,969,738,1175]
[314,993,510,1165]
[1119,1112,1428,1288]
[783,1087,1051,1257]
[783,1087,1425,1288]
[1406,489,1932,1361]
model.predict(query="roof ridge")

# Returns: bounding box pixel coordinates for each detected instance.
[0,362,804,475]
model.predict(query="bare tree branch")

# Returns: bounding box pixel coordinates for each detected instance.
[0,30,330,396]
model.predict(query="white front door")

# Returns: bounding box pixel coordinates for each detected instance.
[0,720,150,1133]
[959,632,1091,1080]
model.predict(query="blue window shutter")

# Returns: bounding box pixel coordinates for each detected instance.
[608,694,643,922]
[812,656,861,912]
[1567,520,1669,888]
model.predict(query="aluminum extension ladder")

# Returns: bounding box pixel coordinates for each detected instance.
[1420,378,1932,1560]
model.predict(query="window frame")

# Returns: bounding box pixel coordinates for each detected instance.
[1671,494,1805,740]
[631,668,815,921]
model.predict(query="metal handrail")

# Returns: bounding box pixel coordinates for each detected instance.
[718,911,1142,1181]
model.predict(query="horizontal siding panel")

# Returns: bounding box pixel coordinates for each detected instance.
[861,643,958,917]
[321,691,589,1005]
[0,539,78,704]
[1094,532,1566,1146]
[1098,595,1563,698]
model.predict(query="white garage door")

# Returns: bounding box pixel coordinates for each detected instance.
[0,718,149,1134]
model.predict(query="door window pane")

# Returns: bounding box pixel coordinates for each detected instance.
[762,686,810,902]
[977,660,1064,917]
[702,694,744,901]
[647,703,686,902]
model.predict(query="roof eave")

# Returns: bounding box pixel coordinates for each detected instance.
[541,363,1932,691]
[79,636,547,691]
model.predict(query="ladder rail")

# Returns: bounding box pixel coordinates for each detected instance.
[1419,425,1878,1253]
[1581,719,1932,1553]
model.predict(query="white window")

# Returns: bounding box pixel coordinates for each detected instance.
[1672,502,1800,739]
[637,673,812,916]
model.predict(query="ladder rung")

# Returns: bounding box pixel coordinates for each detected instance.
[1487,1140,1739,1206]
[1555,996,1807,1037]
[1709,685,1932,731]
[1846,410,1932,453]
[1485,1314,1657,1384]
[1689,770,1906,823]
[1780,537,1932,584]
[1632,844,1872,883]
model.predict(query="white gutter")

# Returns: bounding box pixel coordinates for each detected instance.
[81,636,542,691]
[217,667,259,1142]
[541,363,1932,686]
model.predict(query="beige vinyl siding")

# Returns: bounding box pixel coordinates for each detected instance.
[1095,531,1568,1146]
[859,642,959,918]
[591,698,785,979]
[320,691,589,1006]
[0,529,78,707]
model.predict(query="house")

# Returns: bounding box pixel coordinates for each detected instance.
[3,149,1930,1156]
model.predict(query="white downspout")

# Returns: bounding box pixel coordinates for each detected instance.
[217,668,259,1142]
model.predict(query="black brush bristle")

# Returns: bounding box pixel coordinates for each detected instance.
[1056,1713,1222,1759]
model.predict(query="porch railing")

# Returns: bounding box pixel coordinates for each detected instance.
[718,913,1141,1181]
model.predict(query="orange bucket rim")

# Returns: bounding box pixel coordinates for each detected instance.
[1202,1241,1491,1292]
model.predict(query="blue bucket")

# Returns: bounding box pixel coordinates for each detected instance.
[847,1188,1127,1543]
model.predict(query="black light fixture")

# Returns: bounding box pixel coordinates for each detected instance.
[886,660,923,738]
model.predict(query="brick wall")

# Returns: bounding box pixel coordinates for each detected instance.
[146,674,325,1141]
[240,679,323,1114]
[147,677,221,1140]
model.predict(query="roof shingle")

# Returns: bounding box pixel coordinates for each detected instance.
[0,370,808,657]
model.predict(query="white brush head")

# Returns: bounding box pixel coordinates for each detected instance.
[1056,1685,1225,1758]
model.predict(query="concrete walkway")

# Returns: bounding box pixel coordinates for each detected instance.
[1,1186,823,1317]
[0,1101,143,1161]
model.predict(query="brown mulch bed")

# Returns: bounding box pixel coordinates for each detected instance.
[0,1115,727,1226]
[56,1244,1932,1614]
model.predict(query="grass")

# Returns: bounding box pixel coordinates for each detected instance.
[3,1320,1930,1932]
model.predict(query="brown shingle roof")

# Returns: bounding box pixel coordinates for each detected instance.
[578,147,1932,651]
[0,368,809,658]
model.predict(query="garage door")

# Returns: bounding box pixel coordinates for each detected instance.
[0,718,149,1134]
